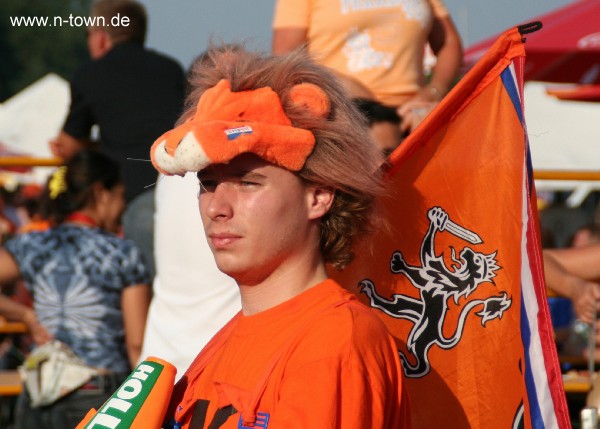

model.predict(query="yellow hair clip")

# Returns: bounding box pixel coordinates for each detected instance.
[48,166,68,200]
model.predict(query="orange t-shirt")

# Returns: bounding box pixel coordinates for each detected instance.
[167,279,411,429]
[273,0,449,106]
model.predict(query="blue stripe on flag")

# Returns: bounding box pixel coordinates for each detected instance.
[501,66,535,197]
[501,68,524,124]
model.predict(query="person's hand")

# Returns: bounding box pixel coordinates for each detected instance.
[397,98,438,135]
[571,279,600,325]
[22,309,53,345]
[396,83,447,134]
[592,320,600,345]
[49,132,87,161]
[49,136,62,158]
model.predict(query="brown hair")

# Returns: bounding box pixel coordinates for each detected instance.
[44,150,122,224]
[182,46,383,269]
[91,0,147,44]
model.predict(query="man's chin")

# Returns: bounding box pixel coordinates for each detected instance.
[214,258,245,279]
[216,263,266,286]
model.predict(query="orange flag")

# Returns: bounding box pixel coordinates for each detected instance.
[332,27,570,429]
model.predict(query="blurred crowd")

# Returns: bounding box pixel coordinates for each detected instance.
[0,0,598,428]
[540,196,600,368]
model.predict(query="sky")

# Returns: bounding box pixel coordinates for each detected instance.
[139,0,576,70]
[444,0,574,46]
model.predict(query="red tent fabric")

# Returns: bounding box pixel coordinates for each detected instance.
[464,0,600,85]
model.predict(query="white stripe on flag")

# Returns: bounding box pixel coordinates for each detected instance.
[521,160,559,429]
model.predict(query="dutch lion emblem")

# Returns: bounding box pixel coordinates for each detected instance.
[360,206,512,378]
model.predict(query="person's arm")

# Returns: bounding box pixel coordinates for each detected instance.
[272,28,308,54]
[543,250,600,324]
[398,15,463,134]
[422,15,463,101]
[121,284,151,368]
[545,244,600,281]
[0,294,51,344]
[0,249,20,286]
[51,71,98,160]
[0,249,53,344]
[271,0,310,55]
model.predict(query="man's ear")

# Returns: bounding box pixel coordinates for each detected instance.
[97,30,113,56]
[89,29,113,59]
[307,186,334,220]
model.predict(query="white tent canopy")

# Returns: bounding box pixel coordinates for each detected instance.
[0,73,69,182]
[0,73,69,157]
[525,81,600,206]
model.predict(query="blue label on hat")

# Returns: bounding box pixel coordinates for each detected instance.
[225,126,253,140]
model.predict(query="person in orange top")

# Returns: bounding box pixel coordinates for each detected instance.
[151,46,411,429]
[272,0,463,136]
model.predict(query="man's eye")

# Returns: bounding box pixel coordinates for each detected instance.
[199,180,216,193]
[240,181,258,187]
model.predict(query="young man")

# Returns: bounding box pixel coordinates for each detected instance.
[151,47,411,429]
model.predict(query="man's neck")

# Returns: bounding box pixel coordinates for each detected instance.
[238,252,327,316]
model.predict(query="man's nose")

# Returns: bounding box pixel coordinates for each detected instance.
[203,183,234,220]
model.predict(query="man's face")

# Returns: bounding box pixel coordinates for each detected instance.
[197,153,327,285]
[370,121,404,158]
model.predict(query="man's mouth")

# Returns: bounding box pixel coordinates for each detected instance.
[208,233,241,249]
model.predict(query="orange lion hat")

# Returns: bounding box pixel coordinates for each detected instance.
[150,79,331,176]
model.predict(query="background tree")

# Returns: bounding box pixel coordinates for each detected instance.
[0,0,91,101]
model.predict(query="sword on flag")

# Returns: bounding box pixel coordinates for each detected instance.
[440,217,483,245]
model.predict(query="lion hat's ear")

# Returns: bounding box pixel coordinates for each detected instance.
[288,83,331,119]
[150,79,331,176]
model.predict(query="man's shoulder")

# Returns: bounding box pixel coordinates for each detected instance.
[307,279,387,329]
[143,47,183,70]
[296,282,395,353]
[115,42,184,75]
[324,295,391,337]
[70,58,100,84]
[70,43,184,97]
[69,54,114,90]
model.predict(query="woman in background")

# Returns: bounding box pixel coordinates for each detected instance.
[272,0,463,135]
[0,149,151,429]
